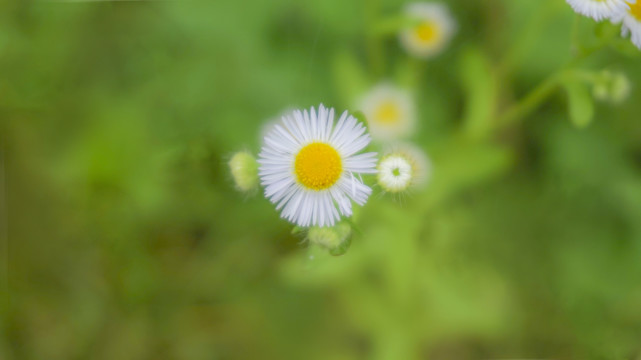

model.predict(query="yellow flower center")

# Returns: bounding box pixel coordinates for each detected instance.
[374,101,401,124]
[294,143,342,190]
[628,1,641,20]
[414,21,440,44]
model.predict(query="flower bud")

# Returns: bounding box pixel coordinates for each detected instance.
[228,151,258,192]
[307,222,352,256]
[610,72,631,104]
[377,143,431,194]
[593,70,631,104]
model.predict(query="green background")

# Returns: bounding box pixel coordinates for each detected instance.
[2,0,641,359]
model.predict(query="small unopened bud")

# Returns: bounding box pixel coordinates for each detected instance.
[228,151,258,192]
[593,70,631,104]
[592,82,609,102]
[610,72,631,104]
[307,222,352,256]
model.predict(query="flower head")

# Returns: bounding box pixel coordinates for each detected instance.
[565,0,633,21]
[377,143,431,193]
[612,1,641,49]
[399,2,457,59]
[258,105,377,227]
[229,151,259,192]
[357,84,416,142]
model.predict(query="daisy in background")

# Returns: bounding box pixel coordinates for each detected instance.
[377,143,431,194]
[258,105,377,228]
[357,84,416,142]
[565,0,633,21]
[612,1,641,49]
[399,2,457,59]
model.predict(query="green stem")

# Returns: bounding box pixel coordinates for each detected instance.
[406,57,426,92]
[496,42,607,128]
[497,0,554,79]
[570,14,582,57]
[497,74,561,127]
[365,0,384,77]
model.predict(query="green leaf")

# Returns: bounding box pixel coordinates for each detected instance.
[562,78,594,129]
[291,226,305,235]
[329,235,351,256]
[458,47,498,139]
[414,139,515,212]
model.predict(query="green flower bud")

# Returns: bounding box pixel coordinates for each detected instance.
[592,70,631,104]
[610,72,631,104]
[228,151,258,192]
[592,82,609,102]
[307,222,352,256]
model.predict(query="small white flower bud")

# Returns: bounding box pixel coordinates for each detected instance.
[377,143,431,194]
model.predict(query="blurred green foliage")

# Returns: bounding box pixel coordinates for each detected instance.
[2,0,641,359]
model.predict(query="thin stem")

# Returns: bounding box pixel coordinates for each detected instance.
[570,14,582,57]
[365,0,385,77]
[497,0,554,79]
[496,42,607,128]
[406,57,426,92]
[497,74,561,127]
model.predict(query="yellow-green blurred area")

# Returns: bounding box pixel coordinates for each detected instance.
[2,0,641,359]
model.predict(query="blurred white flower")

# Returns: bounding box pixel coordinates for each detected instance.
[258,105,377,227]
[399,2,457,59]
[358,84,416,142]
[612,1,641,49]
[377,143,431,193]
[565,0,633,21]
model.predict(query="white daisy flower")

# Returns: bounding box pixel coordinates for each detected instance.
[357,84,416,142]
[399,2,457,59]
[258,105,378,227]
[612,1,641,49]
[377,143,431,193]
[565,0,633,21]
